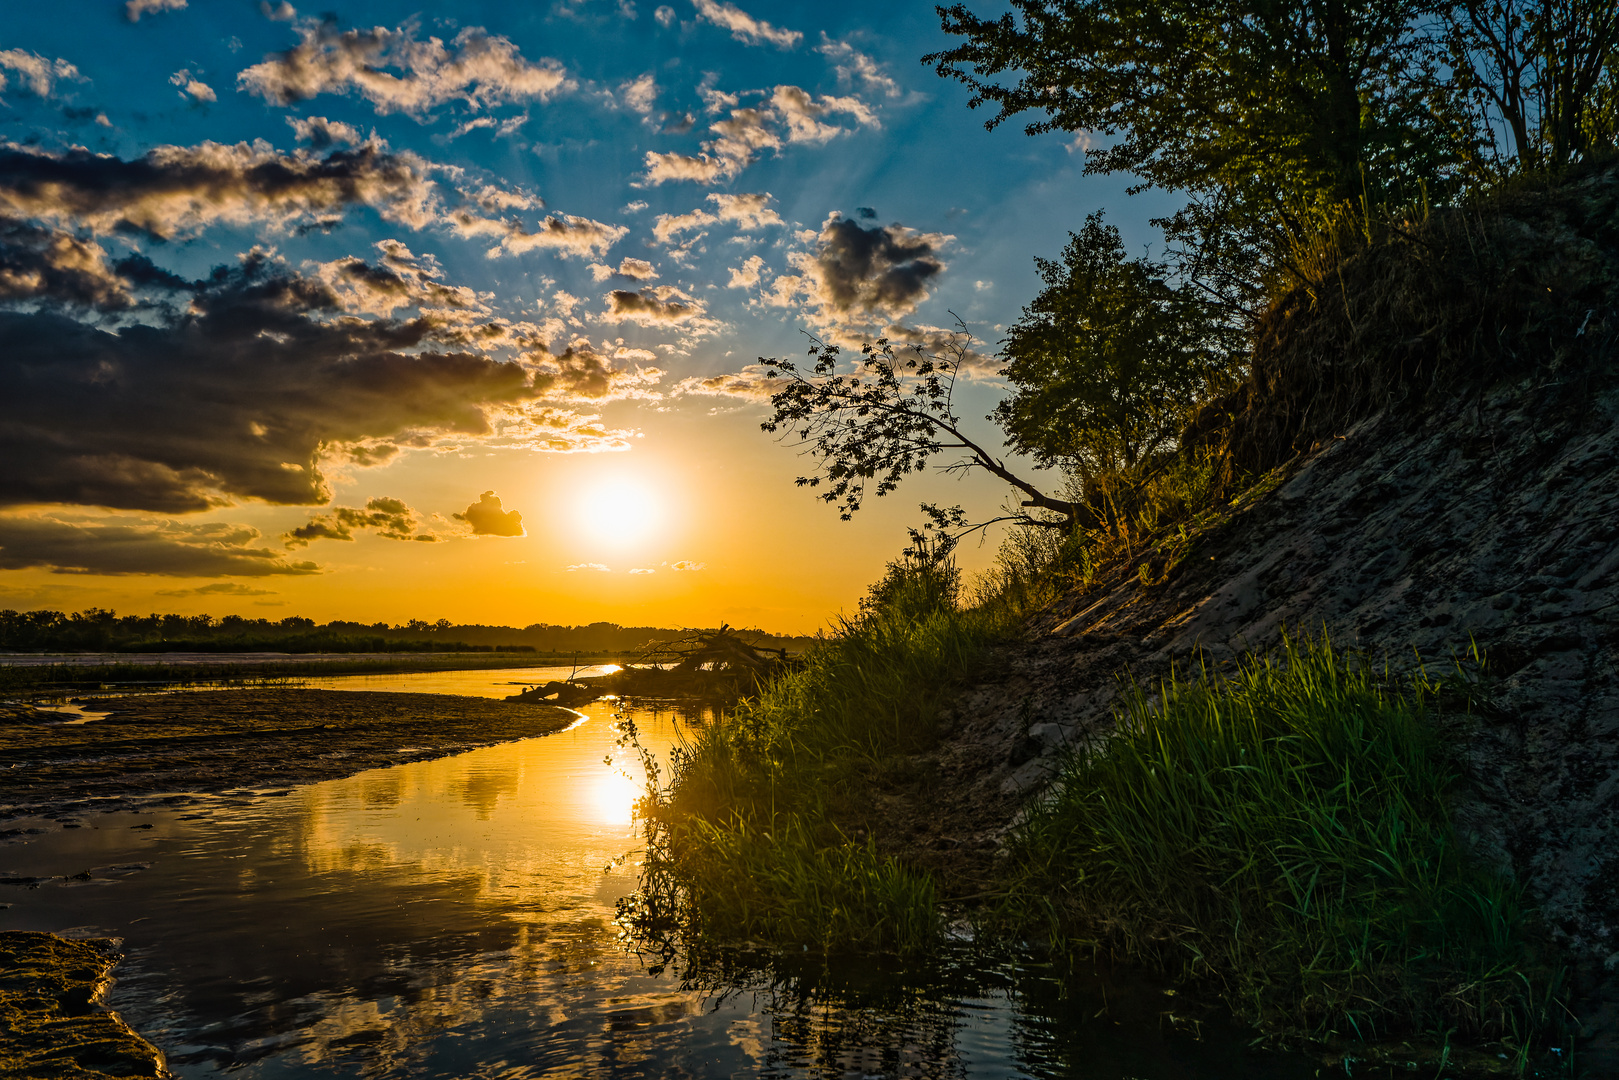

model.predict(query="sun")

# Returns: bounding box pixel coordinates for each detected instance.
[576,476,661,549]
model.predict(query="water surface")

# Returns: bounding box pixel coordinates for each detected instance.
[1,667,1315,1078]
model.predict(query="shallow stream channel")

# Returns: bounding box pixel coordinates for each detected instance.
[2,668,1320,1078]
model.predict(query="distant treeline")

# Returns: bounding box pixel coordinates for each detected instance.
[0,608,817,655]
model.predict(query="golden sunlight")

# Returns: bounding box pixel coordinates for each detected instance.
[591,767,641,826]
[575,476,662,549]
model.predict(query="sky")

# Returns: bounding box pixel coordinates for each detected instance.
[0,0,1175,633]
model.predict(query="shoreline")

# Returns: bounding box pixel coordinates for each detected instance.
[0,688,578,824]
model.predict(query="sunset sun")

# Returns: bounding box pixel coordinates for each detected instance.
[576,476,662,549]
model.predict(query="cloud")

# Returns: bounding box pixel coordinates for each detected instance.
[0,514,321,577]
[261,1,297,19]
[239,18,571,117]
[603,286,711,327]
[453,210,628,259]
[155,582,278,597]
[0,218,137,309]
[672,363,783,401]
[311,239,481,316]
[170,68,217,103]
[454,490,525,537]
[0,140,442,241]
[727,253,766,288]
[654,5,676,27]
[125,0,188,19]
[533,338,665,400]
[285,495,436,546]
[690,0,800,48]
[566,562,610,571]
[0,50,82,100]
[816,36,899,97]
[640,90,874,185]
[669,560,705,570]
[618,73,657,115]
[767,213,948,326]
[589,256,658,282]
[285,115,367,147]
[628,567,655,574]
[0,256,552,512]
[653,191,781,242]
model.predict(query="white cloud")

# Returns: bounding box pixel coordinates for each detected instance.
[0,50,82,100]
[655,5,677,26]
[816,36,899,97]
[690,0,800,48]
[619,72,657,115]
[170,68,217,103]
[125,0,187,20]
[238,20,572,117]
[567,562,611,571]
[654,192,781,242]
[728,253,765,288]
[641,88,875,185]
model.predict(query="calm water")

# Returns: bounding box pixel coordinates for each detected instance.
[1,668,1317,1078]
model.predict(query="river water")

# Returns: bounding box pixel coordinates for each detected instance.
[1,668,1317,1078]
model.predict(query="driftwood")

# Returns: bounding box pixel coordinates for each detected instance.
[504,625,799,706]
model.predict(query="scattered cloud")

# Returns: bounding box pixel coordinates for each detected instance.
[641,88,875,185]
[261,1,297,19]
[566,562,610,571]
[589,256,658,281]
[690,0,800,48]
[238,18,572,117]
[816,36,900,97]
[654,5,676,27]
[285,115,367,147]
[618,72,657,115]
[284,496,436,547]
[155,582,278,597]
[727,253,765,288]
[653,191,782,241]
[0,50,83,100]
[0,514,321,577]
[170,68,216,103]
[125,0,187,21]
[628,566,655,574]
[603,285,714,329]
[451,208,628,259]
[454,490,525,536]
[672,363,783,401]
[669,559,705,570]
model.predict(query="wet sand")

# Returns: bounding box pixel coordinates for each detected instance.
[0,690,577,824]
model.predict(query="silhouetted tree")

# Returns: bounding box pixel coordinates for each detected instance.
[993,211,1239,483]
[761,330,1098,530]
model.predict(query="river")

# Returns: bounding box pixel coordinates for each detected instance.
[0,667,1317,1077]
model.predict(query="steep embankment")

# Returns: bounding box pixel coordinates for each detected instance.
[888,164,1619,1048]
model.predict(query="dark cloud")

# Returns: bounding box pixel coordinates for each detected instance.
[155,582,278,597]
[603,286,711,327]
[0,140,441,241]
[769,214,948,326]
[0,515,320,576]
[0,218,133,308]
[454,490,524,536]
[0,254,541,512]
[284,495,435,546]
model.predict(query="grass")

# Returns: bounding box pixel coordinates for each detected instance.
[1001,634,1562,1053]
[627,566,1009,957]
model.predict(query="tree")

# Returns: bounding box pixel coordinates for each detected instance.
[993,212,1240,481]
[1444,0,1619,170]
[760,330,1099,530]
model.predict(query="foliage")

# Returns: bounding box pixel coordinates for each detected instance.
[1004,635,1561,1046]
[994,211,1241,477]
[1443,0,1619,171]
[761,331,1095,530]
[628,557,1012,957]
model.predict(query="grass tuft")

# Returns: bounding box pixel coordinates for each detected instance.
[1004,633,1561,1048]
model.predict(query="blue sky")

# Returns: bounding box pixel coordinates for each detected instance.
[0,0,1177,629]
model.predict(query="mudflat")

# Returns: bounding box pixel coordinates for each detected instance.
[0,689,578,823]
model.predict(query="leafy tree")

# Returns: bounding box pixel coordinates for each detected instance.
[761,331,1099,530]
[993,212,1239,480]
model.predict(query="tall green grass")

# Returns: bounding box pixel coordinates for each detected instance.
[629,565,1006,956]
[1006,634,1560,1048]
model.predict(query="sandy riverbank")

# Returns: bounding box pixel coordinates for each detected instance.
[0,689,578,824]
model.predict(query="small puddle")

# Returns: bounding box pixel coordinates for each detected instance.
[0,668,1317,1078]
